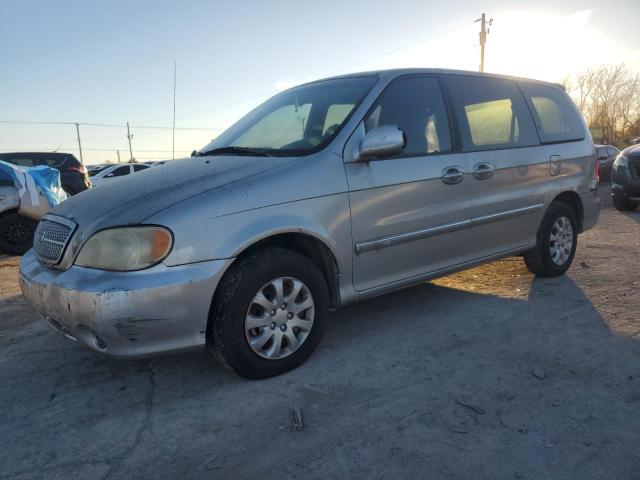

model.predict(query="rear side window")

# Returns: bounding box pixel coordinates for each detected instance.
[4,157,36,167]
[365,76,452,156]
[42,156,67,167]
[442,75,539,151]
[519,82,585,143]
[133,164,149,172]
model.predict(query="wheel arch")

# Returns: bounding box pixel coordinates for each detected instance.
[551,190,584,232]
[220,230,341,310]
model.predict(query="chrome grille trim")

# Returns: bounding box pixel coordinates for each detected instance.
[34,216,77,266]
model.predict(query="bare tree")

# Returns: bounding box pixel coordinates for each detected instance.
[564,64,640,142]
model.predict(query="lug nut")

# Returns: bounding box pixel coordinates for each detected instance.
[280,324,287,331]
[270,322,276,330]
[270,310,276,316]
[287,312,294,319]
[281,303,287,310]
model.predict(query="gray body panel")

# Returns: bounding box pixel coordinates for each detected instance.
[0,186,20,214]
[19,68,601,357]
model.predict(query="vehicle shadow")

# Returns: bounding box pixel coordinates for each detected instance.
[3,259,640,479]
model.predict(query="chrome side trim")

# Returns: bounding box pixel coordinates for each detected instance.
[354,203,544,254]
[470,203,544,227]
[355,219,471,254]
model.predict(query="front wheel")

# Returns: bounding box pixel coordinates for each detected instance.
[208,247,329,379]
[523,202,578,277]
[0,212,37,256]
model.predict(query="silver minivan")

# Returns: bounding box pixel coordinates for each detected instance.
[20,69,600,378]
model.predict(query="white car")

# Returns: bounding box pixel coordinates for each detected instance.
[89,163,150,187]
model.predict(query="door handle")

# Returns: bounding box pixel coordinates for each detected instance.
[473,162,495,180]
[441,166,465,185]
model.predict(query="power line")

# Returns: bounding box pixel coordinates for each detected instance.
[179,20,476,119]
[0,147,191,153]
[323,21,475,76]
[0,120,223,131]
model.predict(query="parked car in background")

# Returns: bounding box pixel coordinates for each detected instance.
[0,161,66,255]
[0,152,90,196]
[595,144,620,182]
[611,144,640,211]
[89,163,150,187]
[20,69,600,378]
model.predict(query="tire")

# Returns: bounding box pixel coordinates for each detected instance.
[0,212,38,256]
[612,195,637,212]
[208,247,330,379]
[62,185,76,196]
[523,202,578,277]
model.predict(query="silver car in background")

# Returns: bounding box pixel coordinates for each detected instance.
[20,69,600,378]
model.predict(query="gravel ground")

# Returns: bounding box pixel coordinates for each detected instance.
[1,186,639,480]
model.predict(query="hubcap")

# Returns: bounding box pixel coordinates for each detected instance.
[549,216,573,266]
[244,277,315,360]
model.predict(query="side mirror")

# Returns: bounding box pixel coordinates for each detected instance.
[359,125,406,160]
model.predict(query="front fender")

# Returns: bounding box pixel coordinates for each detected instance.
[158,193,352,269]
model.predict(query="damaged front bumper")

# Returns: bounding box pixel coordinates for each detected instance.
[19,250,232,357]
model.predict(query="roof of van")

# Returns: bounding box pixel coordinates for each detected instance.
[306,68,565,90]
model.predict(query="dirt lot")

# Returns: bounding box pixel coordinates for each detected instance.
[1,187,639,480]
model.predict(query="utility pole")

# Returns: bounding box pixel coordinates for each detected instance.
[74,123,84,165]
[476,13,493,72]
[172,61,177,161]
[126,122,134,163]
[116,150,121,163]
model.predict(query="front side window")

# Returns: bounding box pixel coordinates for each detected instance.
[443,75,539,151]
[201,76,377,156]
[365,76,451,156]
[519,82,585,144]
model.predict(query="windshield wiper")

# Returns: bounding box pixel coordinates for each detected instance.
[198,146,275,157]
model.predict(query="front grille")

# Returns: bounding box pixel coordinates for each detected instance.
[34,220,73,265]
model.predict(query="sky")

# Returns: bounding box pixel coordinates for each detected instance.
[1,0,639,165]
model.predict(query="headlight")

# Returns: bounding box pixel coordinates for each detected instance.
[613,155,628,168]
[75,226,173,271]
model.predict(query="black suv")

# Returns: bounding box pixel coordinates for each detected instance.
[611,144,640,211]
[0,152,91,196]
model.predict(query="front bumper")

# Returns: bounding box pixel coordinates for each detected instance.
[19,250,232,357]
[580,189,601,232]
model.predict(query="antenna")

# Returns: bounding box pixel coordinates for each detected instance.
[172,61,177,160]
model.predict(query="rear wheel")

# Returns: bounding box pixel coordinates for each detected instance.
[208,247,329,379]
[0,212,37,256]
[523,202,578,277]
[612,195,638,212]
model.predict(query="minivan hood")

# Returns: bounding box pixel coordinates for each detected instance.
[52,155,299,235]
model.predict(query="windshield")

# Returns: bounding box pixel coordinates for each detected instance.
[200,76,377,156]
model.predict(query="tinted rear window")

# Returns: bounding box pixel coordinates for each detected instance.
[519,82,585,144]
[442,75,539,151]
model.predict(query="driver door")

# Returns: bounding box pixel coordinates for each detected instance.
[345,75,473,292]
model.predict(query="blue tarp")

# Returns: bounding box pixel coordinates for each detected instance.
[0,160,67,210]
